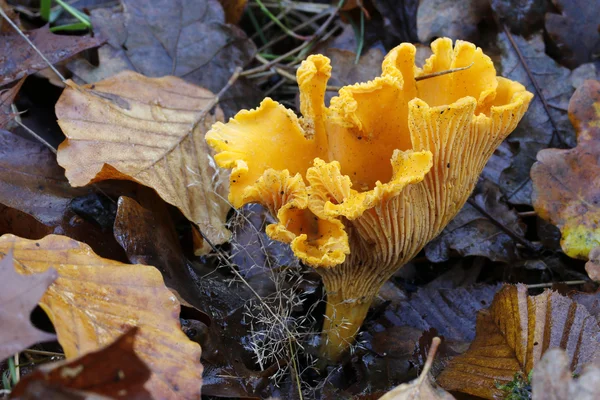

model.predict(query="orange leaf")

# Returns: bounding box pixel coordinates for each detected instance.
[531,79,600,260]
[0,234,202,400]
[55,71,231,251]
[218,0,248,24]
[437,284,600,399]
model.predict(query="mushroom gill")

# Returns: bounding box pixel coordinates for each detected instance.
[206,38,533,361]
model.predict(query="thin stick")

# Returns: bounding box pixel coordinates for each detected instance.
[503,25,565,147]
[14,119,57,155]
[22,349,64,357]
[526,280,587,289]
[191,67,242,132]
[0,7,66,83]
[518,211,537,218]
[415,62,474,82]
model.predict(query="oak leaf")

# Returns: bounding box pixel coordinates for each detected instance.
[55,71,231,250]
[0,234,202,400]
[437,284,600,399]
[10,328,152,400]
[531,79,600,260]
[0,251,56,361]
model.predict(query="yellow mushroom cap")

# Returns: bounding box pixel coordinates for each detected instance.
[206,38,533,273]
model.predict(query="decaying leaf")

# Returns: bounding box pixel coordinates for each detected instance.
[11,328,152,400]
[586,247,600,281]
[380,284,501,343]
[0,251,56,361]
[379,337,455,400]
[437,284,600,399]
[0,234,202,399]
[0,77,25,129]
[532,348,600,400]
[67,0,258,117]
[417,0,489,43]
[489,32,576,205]
[425,181,526,263]
[545,0,600,68]
[531,79,600,259]
[490,0,547,36]
[55,71,231,250]
[0,25,103,86]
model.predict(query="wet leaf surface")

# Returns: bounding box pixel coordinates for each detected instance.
[0,234,202,399]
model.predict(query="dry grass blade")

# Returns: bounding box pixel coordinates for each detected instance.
[55,71,231,249]
[0,234,203,399]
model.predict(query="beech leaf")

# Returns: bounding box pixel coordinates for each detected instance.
[55,71,231,250]
[0,251,56,361]
[437,284,600,399]
[0,234,203,399]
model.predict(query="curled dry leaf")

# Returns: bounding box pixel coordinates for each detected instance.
[11,328,152,400]
[437,284,600,399]
[0,25,103,86]
[0,234,202,400]
[379,337,455,400]
[532,79,600,260]
[55,71,231,251]
[532,348,600,400]
[0,251,56,361]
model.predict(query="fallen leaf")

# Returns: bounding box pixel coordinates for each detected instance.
[371,0,419,45]
[532,348,600,400]
[113,195,211,309]
[417,0,489,43]
[490,0,547,36]
[488,32,576,205]
[0,0,20,33]
[531,79,600,259]
[55,71,231,250]
[586,247,600,281]
[218,0,248,24]
[379,284,501,343]
[0,77,25,129]
[379,337,455,400]
[425,181,527,263]
[437,284,600,399]
[545,0,600,68]
[0,25,103,86]
[0,251,56,361]
[0,234,203,399]
[11,328,152,400]
[67,0,259,117]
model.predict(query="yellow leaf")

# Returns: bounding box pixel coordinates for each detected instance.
[55,71,231,251]
[0,234,202,400]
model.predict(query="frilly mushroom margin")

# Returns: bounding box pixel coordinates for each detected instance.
[206,38,533,361]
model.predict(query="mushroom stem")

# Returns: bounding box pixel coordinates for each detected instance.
[318,281,373,362]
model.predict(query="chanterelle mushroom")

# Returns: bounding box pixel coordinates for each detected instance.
[206,38,533,361]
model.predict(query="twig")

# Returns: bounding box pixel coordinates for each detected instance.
[14,118,57,155]
[518,211,537,218]
[191,67,242,132]
[526,280,588,289]
[502,25,566,147]
[254,0,310,41]
[467,197,540,252]
[0,7,66,83]
[22,349,64,357]
[415,62,474,82]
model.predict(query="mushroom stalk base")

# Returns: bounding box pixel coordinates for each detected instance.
[319,288,372,362]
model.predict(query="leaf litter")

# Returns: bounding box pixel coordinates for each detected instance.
[1,0,600,399]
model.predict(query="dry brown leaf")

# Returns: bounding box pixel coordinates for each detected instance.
[10,328,152,400]
[379,337,455,400]
[0,77,25,129]
[437,284,600,399]
[218,0,248,24]
[532,348,600,400]
[0,251,56,361]
[55,71,231,250]
[0,234,202,400]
